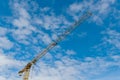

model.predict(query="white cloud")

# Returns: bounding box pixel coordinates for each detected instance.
[92,28,120,58]
[66,49,76,55]
[30,57,83,80]
[68,0,116,24]
[12,3,31,28]
[40,7,51,12]
[95,0,115,14]
[0,76,6,80]
[0,37,13,49]
[27,55,120,80]
[42,34,52,44]
[10,2,37,45]
[69,3,83,13]
[0,48,25,67]
[0,27,7,36]
[0,54,119,80]
[41,14,70,31]
[102,29,120,50]
[13,17,30,28]
[10,0,71,46]
[0,49,26,80]
[92,15,103,25]
[0,53,22,67]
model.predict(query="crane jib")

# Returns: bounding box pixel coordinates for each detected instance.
[18,11,92,80]
[32,11,92,64]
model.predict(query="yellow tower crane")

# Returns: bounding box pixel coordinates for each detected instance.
[18,11,92,80]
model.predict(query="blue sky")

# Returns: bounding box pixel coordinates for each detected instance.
[0,0,120,80]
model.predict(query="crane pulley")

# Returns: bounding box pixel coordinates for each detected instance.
[18,11,92,80]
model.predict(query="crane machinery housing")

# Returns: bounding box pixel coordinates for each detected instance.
[18,11,92,80]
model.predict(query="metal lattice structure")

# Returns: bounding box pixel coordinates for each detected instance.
[18,11,92,80]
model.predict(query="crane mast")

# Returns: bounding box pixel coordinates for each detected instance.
[18,11,92,80]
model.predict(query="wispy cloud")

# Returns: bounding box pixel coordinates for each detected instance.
[29,54,120,80]
[103,29,120,50]
[68,0,117,25]
[0,48,26,80]
[93,29,120,55]
[0,0,120,80]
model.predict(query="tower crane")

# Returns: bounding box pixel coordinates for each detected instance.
[18,11,92,80]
